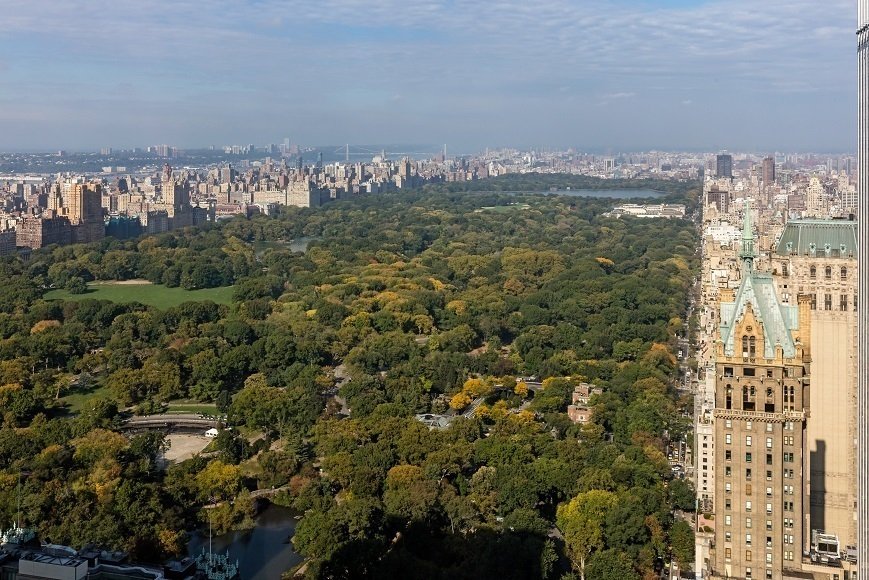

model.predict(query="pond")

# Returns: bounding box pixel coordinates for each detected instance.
[187,504,302,579]
[253,236,319,258]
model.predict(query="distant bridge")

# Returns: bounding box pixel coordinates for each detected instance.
[119,414,220,433]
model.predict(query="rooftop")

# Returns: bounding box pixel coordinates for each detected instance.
[775,219,857,258]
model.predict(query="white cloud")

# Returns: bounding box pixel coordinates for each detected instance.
[0,0,857,150]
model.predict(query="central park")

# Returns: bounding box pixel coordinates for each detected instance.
[0,176,700,579]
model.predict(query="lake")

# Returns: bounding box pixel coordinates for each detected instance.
[254,236,319,258]
[504,188,664,198]
[187,504,302,579]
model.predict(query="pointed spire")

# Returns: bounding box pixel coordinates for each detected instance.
[740,200,755,271]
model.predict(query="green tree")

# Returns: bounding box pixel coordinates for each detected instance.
[556,490,618,580]
[670,519,695,569]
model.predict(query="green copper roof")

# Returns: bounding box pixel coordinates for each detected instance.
[722,205,799,359]
[775,219,857,258]
[720,272,799,359]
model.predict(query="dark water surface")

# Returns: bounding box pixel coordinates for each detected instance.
[187,505,302,580]
[506,188,664,198]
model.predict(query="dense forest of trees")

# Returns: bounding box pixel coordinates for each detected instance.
[0,177,700,578]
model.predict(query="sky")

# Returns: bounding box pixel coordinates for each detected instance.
[0,0,857,152]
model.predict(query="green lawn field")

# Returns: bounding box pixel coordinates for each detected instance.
[45,282,235,308]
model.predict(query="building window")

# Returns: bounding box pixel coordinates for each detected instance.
[766,470,772,480]
[766,503,772,515]
[766,437,773,449]
[783,452,794,463]
[746,452,753,463]
[746,549,752,562]
[810,266,817,278]
[746,533,753,545]
[746,500,752,512]
[726,434,732,444]
[825,293,833,311]
[811,294,817,310]
[725,548,732,559]
[746,436,752,446]
[825,266,832,280]
[746,517,752,529]
[725,483,732,492]
[725,466,732,476]
[745,468,752,480]
[841,294,849,311]
[842,266,848,280]
[766,421,773,432]
[726,450,732,461]
[726,419,732,429]
[725,515,732,525]
[743,386,756,411]
[766,454,773,465]
[782,264,789,277]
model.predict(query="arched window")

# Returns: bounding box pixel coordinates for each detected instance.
[810,266,817,278]
[825,266,832,280]
[842,267,848,280]
[749,336,756,358]
[743,386,756,411]
[726,385,733,410]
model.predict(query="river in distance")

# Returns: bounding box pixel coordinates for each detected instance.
[187,504,302,580]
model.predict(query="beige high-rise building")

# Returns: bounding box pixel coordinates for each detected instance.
[772,219,858,580]
[711,209,812,580]
[806,178,826,218]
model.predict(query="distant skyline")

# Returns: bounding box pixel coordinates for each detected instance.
[0,0,855,152]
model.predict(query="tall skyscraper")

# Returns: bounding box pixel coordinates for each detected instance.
[857,1,869,576]
[762,156,776,186]
[717,154,734,179]
[711,207,812,579]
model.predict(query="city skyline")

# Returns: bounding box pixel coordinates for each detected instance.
[0,0,855,152]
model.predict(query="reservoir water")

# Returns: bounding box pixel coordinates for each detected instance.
[187,505,302,579]
[503,188,664,198]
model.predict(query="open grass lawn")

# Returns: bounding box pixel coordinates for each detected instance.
[45,282,234,309]
[59,383,112,414]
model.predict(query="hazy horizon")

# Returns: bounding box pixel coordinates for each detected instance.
[0,0,856,152]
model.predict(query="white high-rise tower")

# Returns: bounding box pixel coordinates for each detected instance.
[858,0,869,575]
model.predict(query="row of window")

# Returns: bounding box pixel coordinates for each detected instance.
[723,532,794,546]
[723,366,801,378]
[723,420,796,431]
[724,435,792,448]
[723,548,789,563]
[724,451,793,464]
[723,498,794,513]
[809,293,857,312]
[803,265,849,280]
[722,516,793,530]
[724,483,793,496]
[723,467,793,481]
